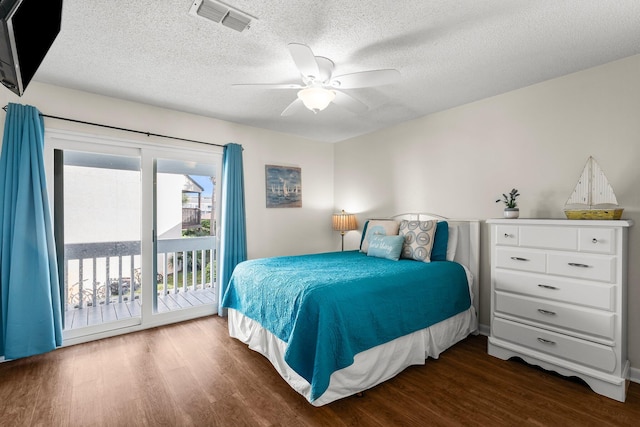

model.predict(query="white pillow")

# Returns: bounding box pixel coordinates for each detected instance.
[446,225,459,261]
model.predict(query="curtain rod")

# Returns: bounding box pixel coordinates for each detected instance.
[2,105,226,148]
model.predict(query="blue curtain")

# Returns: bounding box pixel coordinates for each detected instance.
[218,143,246,315]
[0,103,62,359]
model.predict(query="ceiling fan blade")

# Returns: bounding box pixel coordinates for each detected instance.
[281,98,306,116]
[315,56,334,83]
[331,69,400,89]
[332,91,368,114]
[288,43,320,80]
[232,83,304,89]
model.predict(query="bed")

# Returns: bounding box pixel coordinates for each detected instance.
[222,213,480,406]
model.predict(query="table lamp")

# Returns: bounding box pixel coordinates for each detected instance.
[332,210,357,251]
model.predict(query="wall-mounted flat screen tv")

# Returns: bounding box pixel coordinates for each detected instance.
[0,0,63,96]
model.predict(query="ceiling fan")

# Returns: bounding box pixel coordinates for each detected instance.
[233,43,400,116]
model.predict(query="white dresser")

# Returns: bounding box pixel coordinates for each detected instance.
[487,218,633,402]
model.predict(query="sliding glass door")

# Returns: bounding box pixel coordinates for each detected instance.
[58,149,142,333]
[154,157,217,314]
[45,130,222,342]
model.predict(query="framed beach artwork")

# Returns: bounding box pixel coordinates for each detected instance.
[265,164,302,208]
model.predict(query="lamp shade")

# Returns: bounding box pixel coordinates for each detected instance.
[332,210,357,232]
[297,87,336,112]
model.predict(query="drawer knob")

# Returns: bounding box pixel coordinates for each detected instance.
[537,308,556,316]
[510,256,529,261]
[592,238,598,243]
[568,262,590,268]
[538,284,558,290]
[537,337,556,345]
[504,233,511,238]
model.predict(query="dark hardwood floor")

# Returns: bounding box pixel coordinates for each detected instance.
[1,316,639,426]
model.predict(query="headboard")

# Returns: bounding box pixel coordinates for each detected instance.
[387,213,480,318]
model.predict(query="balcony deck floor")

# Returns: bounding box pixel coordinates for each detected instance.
[64,288,216,330]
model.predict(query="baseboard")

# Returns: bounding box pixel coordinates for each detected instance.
[629,366,640,384]
[478,322,490,336]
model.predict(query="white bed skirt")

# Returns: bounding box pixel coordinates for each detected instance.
[228,306,477,406]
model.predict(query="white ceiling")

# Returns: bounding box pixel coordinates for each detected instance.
[32,0,640,143]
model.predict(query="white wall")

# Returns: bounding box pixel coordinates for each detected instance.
[0,82,336,259]
[63,165,141,243]
[334,54,640,370]
[156,173,185,239]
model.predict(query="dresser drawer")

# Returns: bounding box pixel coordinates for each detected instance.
[548,253,616,283]
[519,226,578,251]
[495,225,519,246]
[495,247,546,273]
[579,228,616,254]
[495,292,615,341]
[494,270,615,311]
[492,317,617,372]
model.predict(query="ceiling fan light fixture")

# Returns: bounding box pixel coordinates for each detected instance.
[297,87,335,113]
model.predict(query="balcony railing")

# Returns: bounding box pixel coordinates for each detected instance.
[63,237,216,313]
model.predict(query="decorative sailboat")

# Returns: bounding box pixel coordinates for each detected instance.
[564,156,623,220]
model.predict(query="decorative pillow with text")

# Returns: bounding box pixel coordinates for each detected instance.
[360,220,400,253]
[367,234,405,261]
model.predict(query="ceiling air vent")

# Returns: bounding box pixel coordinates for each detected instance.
[189,0,255,32]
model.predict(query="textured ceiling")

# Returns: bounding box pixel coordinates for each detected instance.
[32,0,640,143]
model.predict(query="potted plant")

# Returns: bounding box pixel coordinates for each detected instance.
[496,188,520,218]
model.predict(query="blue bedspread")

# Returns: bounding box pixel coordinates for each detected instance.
[221,250,471,402]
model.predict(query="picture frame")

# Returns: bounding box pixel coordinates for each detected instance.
[265,164,302,208]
